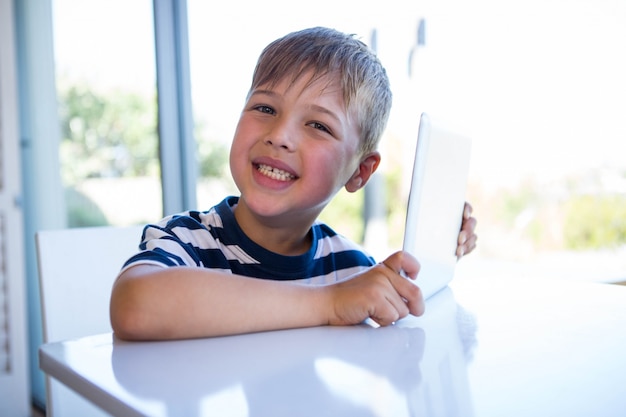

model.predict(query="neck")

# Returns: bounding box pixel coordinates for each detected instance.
[232,201,315,256]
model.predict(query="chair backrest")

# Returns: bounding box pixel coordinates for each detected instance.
[36,224,144,417]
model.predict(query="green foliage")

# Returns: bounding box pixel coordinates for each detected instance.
[384,164,406,249]
[497,182,540,227]
[58,83,159,183]
[58,82,229,184]
[197,136,229,178]
[563,194,626,249]
[65,187,109,227]
[319,189,364,243]
[318,164,406,248]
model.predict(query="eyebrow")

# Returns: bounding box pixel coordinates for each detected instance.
[249,89,277,98]
[249,89,343,124]
[309,104,341,125]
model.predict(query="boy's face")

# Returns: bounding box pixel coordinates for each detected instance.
[230,72,377,225]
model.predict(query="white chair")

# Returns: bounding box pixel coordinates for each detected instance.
[36,225,144,417]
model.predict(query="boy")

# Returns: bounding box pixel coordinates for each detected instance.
[110,27,477,340]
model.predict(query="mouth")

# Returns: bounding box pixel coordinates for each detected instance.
[255,163,297,182]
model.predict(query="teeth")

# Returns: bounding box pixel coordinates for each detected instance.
[257,164,295,181]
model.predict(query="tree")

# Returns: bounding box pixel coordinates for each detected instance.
[58,83,159,184]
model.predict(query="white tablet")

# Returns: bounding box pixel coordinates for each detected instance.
[402,113,472,299]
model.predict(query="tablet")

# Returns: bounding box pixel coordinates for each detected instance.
[402,113,472,299]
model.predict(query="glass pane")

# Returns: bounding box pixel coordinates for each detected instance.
[53,0,161,227]
[187,1,626,283]
[418,1,626,283]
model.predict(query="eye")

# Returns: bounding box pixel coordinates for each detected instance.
[308,121,332,134]
[254,105,275,115]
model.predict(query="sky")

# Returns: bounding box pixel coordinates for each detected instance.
[53,0,626,189]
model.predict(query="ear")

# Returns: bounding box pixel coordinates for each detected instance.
[345,152,381,193]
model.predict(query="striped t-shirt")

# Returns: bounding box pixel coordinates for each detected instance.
[120,196,376,284]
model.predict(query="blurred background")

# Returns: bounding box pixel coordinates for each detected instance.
[53,0,626,278]
[1,0,625,413]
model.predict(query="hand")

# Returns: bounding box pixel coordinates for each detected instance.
[457,202,478,259]
[326,251,425,327]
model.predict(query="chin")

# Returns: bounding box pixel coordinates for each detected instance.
[241,193,287,215]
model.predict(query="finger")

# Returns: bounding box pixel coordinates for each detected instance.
[458,230,468,246]
[360,265,407,326]
[385,272,424,317]
[457,232,478,258]
[370,297,408,327]
[460,216,477,234]
[379,256,424,317]
[463,202,473,219]
[464,234,478,253]
[382,251,420,280]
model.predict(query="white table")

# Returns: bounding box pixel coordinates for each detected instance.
[39,275,626,417]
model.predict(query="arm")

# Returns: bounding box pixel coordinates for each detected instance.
[110,251,423,341]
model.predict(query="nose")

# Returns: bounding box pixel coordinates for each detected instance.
[265,139,290,150]
[264,119,295,151]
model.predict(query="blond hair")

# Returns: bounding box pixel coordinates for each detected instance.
[248,27,392,155]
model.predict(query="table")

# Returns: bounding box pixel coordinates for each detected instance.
[39,275,626,417]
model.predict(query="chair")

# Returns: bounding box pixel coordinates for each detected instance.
[36,225,144,417]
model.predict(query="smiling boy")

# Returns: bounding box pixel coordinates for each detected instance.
[110,27,477,340]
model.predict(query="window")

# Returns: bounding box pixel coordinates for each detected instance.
[53,0,161,227]
[419,1,626,282]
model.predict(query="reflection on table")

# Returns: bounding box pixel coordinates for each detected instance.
[41,287,474,417]
[41,274,626,417]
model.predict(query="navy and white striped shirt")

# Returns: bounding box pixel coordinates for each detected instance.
[121,196,376,284]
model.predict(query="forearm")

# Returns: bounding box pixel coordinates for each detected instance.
[110,265,330,340]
